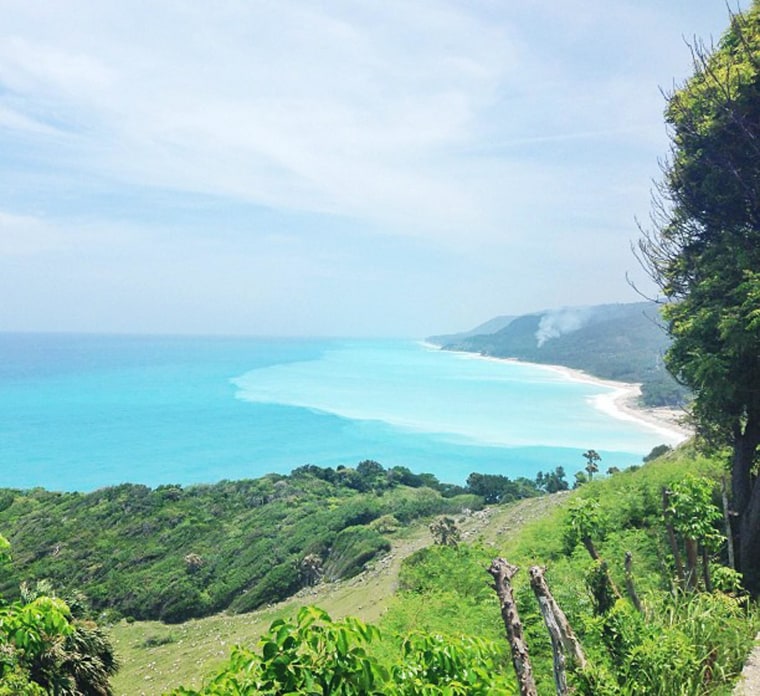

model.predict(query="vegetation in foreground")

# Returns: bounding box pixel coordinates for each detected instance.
[169,447,760,695]
[0,536,118,695]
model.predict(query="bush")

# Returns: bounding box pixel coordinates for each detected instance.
[322,526,390,581]
[170,606,515,695]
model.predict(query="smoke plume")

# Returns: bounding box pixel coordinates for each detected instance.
[535,307,591,347]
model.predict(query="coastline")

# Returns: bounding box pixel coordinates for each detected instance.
[424,342,692,446]
[534,362,692,446]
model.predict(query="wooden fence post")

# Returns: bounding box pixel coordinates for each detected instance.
[488,558,538,696]
[529,565,587,695]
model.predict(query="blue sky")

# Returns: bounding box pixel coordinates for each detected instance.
[0,1,747,336]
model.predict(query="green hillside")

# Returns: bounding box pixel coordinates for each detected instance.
[125,447,759,696]
[430,302,689,407]
[0,463,491,625]
[4,447,759,695]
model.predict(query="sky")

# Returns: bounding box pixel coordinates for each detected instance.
[0,1,749,337]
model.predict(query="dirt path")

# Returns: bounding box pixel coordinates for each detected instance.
[734,633,760,695]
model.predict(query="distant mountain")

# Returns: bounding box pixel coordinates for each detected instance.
[428,302,688,407]
[427,314,516,345]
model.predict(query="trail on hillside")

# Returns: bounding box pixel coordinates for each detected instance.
[111,494,570,696]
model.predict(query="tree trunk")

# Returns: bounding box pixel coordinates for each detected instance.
[732,417,760,597]
[700,544,713,592]
[684,537,699,590]
[721,475,736,570]
[488,558,538,696]
[739,475,760,597]
[529,565,587,696]
[587,559,622,615]
[582,536,600,561]
[731,427,757,517]
[533,591,568,696]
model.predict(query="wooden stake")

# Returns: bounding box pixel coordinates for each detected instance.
[529,566,587,695]
[488,558,538,696]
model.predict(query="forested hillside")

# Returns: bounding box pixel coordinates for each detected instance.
[0,463,543,625]
[430,302,689,407]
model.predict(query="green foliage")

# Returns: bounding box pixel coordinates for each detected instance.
[390,631,512,695]
[322,526,391,581]
[465,473,539,504]
[0,535,118,695]
[577,591,757,695]
[384,451,759,696]
[385,544,504,657]
[711,566,744,595]
[171,605,514,695]
[573,470,589,489]
[535,466,569,493]
[563,499,607,555]
[643,444,673,463]
[106,448,758,696]
[666,475,724,548]
[637,0,760,594]
[398,545,493,603]
[0,465,484,622]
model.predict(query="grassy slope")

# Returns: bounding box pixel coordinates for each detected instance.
[113,448,760,696]
[109,495,568,695]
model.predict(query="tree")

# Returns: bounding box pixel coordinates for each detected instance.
[0,535,118,695]
[535,466,569,493]
[466,472,523,503]
[666,475,724,591]
[636,1,760,596]
[582,450,600,481]
[429,516,461,547]
[572,471,588,489]
[563,499,606,560]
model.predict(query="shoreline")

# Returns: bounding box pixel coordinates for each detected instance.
[534,361,692,446]
[425,342,692,446]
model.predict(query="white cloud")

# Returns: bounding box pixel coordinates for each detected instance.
[0,211,64,255]
[0,0,747,334]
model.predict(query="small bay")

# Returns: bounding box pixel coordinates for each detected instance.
[0,333,677,491]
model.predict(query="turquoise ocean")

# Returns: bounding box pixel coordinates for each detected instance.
[0,333,677,492]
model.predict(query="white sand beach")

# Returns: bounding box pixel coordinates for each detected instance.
[533,362,692,446]
[424,342,693,447]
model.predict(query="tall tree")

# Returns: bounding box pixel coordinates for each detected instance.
[637,2,760,595]
[582,449,601,481]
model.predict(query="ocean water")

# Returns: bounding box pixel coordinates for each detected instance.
[0,333,677,492]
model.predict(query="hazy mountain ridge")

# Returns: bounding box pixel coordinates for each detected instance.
[428,302,688,407]
[427,314,517,344]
